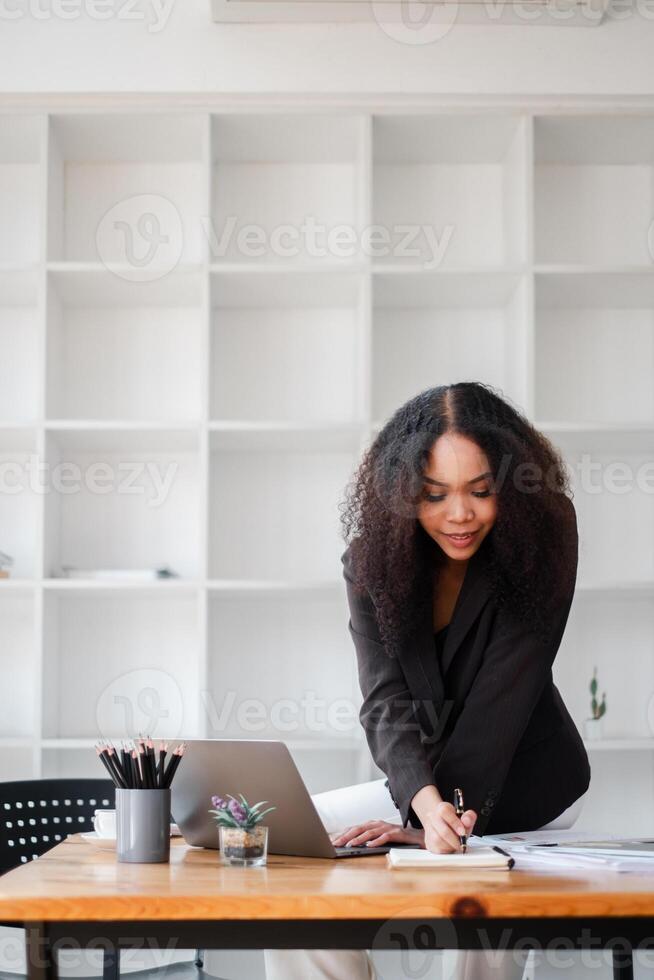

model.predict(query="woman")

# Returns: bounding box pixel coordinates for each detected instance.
[265,381,590,980]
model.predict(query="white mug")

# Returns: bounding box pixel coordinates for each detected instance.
[93,808,117,838]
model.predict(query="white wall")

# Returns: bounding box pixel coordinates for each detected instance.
[1,0,654,98]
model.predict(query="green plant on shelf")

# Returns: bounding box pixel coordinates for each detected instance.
[589,665,607,720]
[209,793,276,831]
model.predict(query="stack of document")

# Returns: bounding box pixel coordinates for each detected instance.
[388,846,514,870]
[478,831,654,873]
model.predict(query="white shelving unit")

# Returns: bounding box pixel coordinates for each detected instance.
[1,108,653,824]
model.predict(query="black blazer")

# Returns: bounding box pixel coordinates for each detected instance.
[341,506,591,837]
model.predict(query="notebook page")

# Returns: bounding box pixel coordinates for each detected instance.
[387,846,513,870]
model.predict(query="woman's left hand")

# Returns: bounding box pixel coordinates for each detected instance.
[330,819,425,848]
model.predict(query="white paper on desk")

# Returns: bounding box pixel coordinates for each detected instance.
[478,830,627,848]
[478,831,654,872]
[509,850,654,874]
[542,840,654,859]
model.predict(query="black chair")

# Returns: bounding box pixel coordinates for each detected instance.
[0,778,115,873]
[0,779,215,980]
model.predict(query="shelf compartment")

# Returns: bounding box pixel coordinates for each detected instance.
[210,270,363,424]
[45,267,203,421]
[43,427,201,581]
[372,115,528,269]
[0,593,35,737]
[206,591,357,746]
[0,269,40,423]
[208,428,357,580]
[41,592,201,740]
[535,272,654,424]
[372,271,529,425]
[210,114,364,266]
[47,113,205,264]
[0,115,42,265]
[576,454,654,583]
[568,751,654,837]
[535,116,654,266]
[551,429,654,584]
[555,595,654,742]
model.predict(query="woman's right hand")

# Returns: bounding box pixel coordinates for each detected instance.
[421,801,477,853]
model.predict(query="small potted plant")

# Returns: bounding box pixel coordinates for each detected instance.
[209,793,276,867]
[584,666,606,740]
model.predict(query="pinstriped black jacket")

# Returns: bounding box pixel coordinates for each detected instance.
[341,504,590,837]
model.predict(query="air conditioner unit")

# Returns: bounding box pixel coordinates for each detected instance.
[211,0,607,24]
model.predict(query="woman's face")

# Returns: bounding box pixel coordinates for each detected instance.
[416,433,498,563]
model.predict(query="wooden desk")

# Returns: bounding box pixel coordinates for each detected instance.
[1,835,653,980]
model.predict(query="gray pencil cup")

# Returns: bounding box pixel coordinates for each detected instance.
[116,788,171,863]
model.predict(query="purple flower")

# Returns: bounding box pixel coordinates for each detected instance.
[227,799,247,823]
[211,795,227,809]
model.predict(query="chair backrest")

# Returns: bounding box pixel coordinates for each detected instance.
[0,778,115,874]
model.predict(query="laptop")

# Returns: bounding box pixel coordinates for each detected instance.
[171,738,422,859]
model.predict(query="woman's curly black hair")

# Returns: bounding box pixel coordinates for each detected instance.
[339,381,577,658]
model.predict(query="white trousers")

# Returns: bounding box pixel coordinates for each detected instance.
[264,779,588,980]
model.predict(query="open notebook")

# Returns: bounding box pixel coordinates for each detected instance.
[387,845,514,870]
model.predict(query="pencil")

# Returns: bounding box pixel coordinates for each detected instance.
[95,744,116,782]
[139,742,151,788]
[106,745,128,788]
[95,744,127,789]
[162,743,185,788]
[146,738,157,787]
[95,737,183,789]
[131,748,141,788]
[121,744,133,788]
[157,742,168,788]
